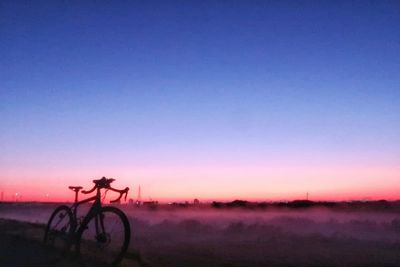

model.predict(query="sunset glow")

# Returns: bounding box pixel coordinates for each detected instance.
[1,1,399,203]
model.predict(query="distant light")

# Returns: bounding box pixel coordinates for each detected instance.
[15,192,19,196]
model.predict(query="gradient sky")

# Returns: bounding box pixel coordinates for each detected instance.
[1,0,399,202]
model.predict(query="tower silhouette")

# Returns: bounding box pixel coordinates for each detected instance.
[136,185,141,205]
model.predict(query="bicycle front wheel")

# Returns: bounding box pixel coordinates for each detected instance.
[76,206,131,266]
[43,205,75,252]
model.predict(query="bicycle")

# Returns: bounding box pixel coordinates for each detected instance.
[43,177,131,266]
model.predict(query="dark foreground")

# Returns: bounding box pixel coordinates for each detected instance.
[0,219,142,267]
[2,204,400,267]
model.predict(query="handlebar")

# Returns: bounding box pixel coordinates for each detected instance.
[82,185,96,194]
[109,187,129,203]
[80,177,130,203]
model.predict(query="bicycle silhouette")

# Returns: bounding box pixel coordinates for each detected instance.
[43,177,131,266]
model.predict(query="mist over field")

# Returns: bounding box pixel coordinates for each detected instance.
[1,203,400,266]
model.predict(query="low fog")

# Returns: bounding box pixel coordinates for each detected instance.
[1,203,400,266]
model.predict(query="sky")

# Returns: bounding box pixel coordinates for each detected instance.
[1,0,399,202]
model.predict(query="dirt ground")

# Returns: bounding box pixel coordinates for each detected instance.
[2,207,400,267]
[0,219,143,267]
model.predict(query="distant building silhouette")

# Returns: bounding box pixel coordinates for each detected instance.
[143,200,158,209]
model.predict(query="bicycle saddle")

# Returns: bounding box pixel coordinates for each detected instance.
[69,186,83,192]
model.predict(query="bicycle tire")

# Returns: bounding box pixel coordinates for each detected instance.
[76,206,131,266]
[43,205,75,252]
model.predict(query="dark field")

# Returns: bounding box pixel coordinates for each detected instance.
[1,202,400,267]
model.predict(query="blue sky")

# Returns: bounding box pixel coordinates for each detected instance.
[1,1,399,201]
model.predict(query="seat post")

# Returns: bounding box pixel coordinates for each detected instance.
[69,186,82,202]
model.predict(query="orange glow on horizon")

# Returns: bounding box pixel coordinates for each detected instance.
[1,163,398,203]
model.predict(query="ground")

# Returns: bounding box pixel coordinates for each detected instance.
[0,219,142,267]
[1,204,400,267]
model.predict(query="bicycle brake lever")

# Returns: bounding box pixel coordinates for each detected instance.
[124,187,129,201]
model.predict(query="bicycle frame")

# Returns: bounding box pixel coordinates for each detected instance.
[67,178,129,236]
[69,187,108,238]
[71,188,100,218]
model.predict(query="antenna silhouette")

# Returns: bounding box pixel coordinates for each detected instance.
[136,185,141,205]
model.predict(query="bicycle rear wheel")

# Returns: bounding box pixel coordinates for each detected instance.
[43,205,75,252]
[76,206,131,266]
